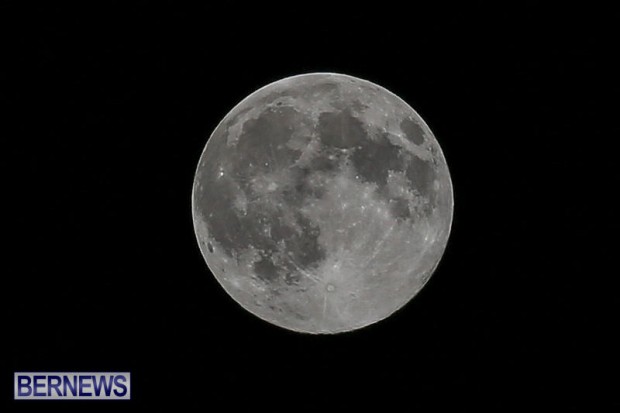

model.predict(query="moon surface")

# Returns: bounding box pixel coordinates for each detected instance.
[192,73,453,334]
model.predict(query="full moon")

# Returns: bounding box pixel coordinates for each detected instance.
[192,73,453,334]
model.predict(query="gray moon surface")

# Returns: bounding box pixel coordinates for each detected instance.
[192,73,453,334]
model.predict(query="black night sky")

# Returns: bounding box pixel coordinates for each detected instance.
[2,3,618,411]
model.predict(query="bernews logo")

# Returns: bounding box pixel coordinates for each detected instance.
[14,372,130,400]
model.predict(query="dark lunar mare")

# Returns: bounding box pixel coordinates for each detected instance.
[195,105,331,285]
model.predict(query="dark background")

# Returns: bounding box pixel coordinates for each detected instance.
[2,3,618,411]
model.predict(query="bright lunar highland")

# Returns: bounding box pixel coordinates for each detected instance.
[192,73,453,333]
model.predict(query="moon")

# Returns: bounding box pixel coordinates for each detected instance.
[192,73,453,334]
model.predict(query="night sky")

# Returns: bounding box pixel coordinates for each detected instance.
[2,3,618,411]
